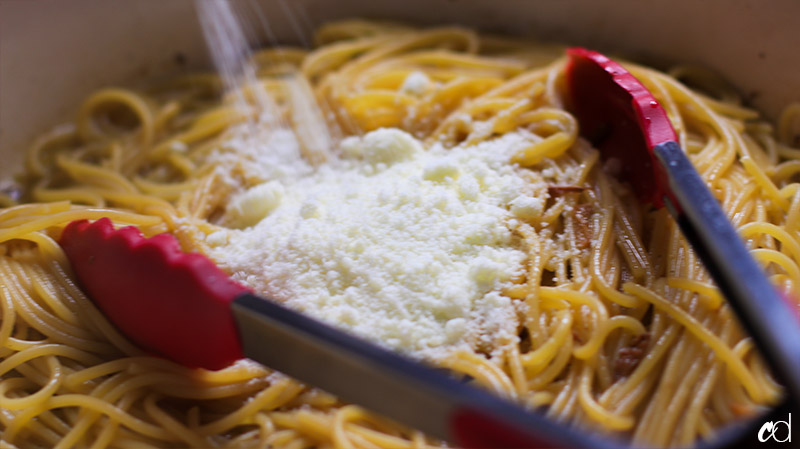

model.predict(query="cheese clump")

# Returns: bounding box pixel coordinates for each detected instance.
[210,128,540,359]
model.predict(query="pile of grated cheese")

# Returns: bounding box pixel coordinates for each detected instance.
[208,126,547,359]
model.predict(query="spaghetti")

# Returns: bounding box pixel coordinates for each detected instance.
[1,20,799,449]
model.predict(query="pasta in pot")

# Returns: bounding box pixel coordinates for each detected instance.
[1,19,799,449]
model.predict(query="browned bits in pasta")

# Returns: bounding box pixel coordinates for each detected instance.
[547,185,587,197]
[614,333,651,379]
[572,203,594,249]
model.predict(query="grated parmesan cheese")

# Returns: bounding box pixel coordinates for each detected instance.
[210,127,546,359]
[209,125,314,186]
[225,180,284,228]
[400,71,433,96]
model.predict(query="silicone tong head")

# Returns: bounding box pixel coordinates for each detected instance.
[565,47,677,208]
[59,218,249,370]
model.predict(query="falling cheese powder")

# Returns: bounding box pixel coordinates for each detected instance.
[210,127,547,360]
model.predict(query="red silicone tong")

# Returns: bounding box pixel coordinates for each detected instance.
[59,218,249,370]
[566,48,800,413]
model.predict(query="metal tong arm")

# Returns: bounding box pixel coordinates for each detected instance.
[654,141,800,405]
[231,293,623,449]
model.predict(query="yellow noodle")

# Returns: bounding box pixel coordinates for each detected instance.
[623,283,772,403]
[666,278,724,310]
